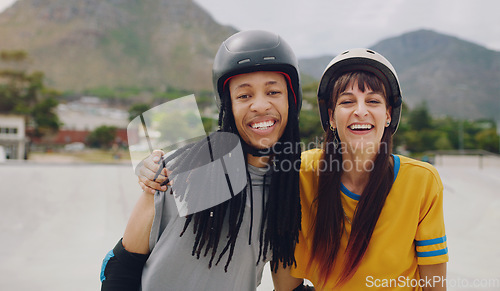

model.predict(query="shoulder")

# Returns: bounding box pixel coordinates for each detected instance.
[395,155,443,195]
[299,149,323,204]
[397,155,440,178]
[300,149,324,171]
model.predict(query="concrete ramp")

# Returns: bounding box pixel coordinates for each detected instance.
[0,162,139,291]
[439,163,500,290]
[0,160,499,290]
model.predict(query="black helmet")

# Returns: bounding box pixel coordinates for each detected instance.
[212,30,302,114]
[317,48,403,134]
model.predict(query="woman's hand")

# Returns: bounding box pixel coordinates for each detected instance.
[136,150,169,194]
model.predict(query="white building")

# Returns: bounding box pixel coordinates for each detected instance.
[0,114,27,159]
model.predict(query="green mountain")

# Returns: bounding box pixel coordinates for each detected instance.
[299,29,500,120]
[0,0,237,91]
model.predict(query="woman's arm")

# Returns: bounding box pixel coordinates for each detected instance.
[271,266,305,291]
[419,263,447,291]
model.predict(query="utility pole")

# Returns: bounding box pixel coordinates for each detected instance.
[457,85,466,153]
[497,120,500,155]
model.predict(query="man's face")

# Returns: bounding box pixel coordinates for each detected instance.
[228,71,289,149]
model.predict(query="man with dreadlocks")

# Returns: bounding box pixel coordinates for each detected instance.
[100,30,308,291]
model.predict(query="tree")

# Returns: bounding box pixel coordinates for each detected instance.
[0,50,60,137]
[299,82,323,147]
[408,102,432,131]
[392,101,410,151]
[31,93,60,137]
[87,125,117,149]
[434,133,454,150]
[201,116,217,133]
[475,129,499,153]
[128,103,150,121]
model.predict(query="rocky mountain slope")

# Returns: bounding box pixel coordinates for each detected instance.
[299,29,500,120]
[0,0,237,91]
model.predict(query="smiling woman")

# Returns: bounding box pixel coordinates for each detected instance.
[271,48,449,290]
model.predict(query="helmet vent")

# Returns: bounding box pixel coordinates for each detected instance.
[263,56,276,60]
[341,50,349,55]
[237,58,251,64]
[366,50,375,54]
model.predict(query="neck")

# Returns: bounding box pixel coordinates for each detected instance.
[340,150,376,195]
[247,153,270,168]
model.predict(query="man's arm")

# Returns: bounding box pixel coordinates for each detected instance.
[101,150,170,290]
[419,263,447,291]
[122,192,155,253]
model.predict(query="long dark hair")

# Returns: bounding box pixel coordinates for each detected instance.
[310,71,394,285]
[167,83,301,272]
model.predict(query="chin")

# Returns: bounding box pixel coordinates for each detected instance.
[250,139,279,150]
[250,142,274,150]
[345,141,376,154]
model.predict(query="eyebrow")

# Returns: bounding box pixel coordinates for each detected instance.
[338,92,353,97]
[339,90,384,97]
[233,80,280,90]
[234,83,251,90]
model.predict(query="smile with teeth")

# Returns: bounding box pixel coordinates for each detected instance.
[349,124,373,130]
[250,120,276,130]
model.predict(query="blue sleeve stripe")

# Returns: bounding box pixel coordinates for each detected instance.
[415,235,447,246]
[417,247,448,257]
[100,250,115,282]
[392,154,400,182]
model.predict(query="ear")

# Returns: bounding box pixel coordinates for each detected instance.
[328,108,336,129]
[385,107,392,127]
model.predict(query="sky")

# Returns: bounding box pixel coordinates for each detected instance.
[193,0,500,58]
[0,0,499,58]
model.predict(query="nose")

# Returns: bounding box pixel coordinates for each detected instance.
[249,93,272,112]
[354,102,368,117]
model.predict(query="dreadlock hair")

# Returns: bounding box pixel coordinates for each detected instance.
[309,71,394,286]
[155,129,248,272]
[156,82,302,272]
[256,82,302,272]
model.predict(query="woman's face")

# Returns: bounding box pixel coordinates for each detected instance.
[229,71,289,149]
[329,79,391,155]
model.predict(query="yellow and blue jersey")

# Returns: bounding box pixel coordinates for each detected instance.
[292,149,448,290]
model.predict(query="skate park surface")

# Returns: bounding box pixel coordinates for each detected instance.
[0,155,499,290]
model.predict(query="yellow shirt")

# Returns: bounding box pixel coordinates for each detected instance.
[291,149,448,290]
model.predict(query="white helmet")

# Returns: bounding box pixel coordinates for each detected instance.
[317,48,403,134]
